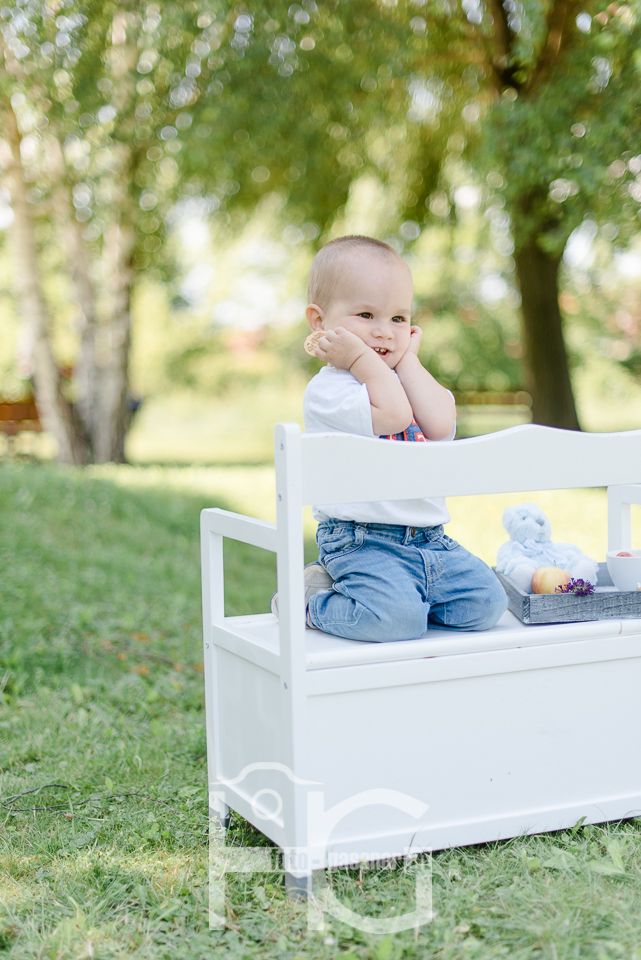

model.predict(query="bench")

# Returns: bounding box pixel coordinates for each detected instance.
[0,395,41,444]
[201,422,641,892]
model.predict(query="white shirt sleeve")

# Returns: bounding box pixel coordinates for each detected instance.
[303,368,375,437]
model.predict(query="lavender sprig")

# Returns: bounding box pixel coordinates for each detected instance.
[556,578,595,596]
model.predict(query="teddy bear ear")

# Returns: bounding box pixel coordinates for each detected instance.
[502,506,518,531]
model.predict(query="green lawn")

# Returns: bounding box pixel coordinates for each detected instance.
[2,461,641,960]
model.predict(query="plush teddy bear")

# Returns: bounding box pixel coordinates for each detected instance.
[496,501,599,593]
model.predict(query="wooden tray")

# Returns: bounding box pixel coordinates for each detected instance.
[493,562,641,625]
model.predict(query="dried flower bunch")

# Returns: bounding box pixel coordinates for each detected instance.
[555,578,596,597]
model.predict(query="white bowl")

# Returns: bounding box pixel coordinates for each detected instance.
[606,549,641,593]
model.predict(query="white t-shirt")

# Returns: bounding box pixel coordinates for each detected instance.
[303,365,455,526]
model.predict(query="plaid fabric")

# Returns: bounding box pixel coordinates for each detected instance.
[380,419,426,442]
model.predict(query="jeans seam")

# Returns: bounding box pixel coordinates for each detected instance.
[309,592,363,628]
[432,601,449,626]
[420,549,444,585]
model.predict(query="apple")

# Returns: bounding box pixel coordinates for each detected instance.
[532,566,571,594]
[617,551,634,557]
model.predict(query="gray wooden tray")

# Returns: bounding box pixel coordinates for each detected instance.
[493,562,641,625]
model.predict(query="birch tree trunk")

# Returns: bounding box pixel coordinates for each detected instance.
[3,104,89,464]
[48,136,100,457]
[93,214,134,463]
[88,11,139,464]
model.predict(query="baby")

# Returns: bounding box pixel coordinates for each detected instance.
[274,234,508,641]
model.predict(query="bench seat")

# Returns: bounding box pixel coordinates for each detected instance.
[218,609,641,670]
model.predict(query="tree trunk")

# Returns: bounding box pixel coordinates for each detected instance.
[71,223,100,456]
[49,132,133,464]
[4,105,89,464]
[513,240,581,430]
[93,217,134,463]
[48,135,100,457]
[87,11,138,464]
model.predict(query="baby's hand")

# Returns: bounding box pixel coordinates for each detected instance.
[314,327,369,370]
[407,325,423,355]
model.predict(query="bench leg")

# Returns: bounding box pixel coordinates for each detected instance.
[284,871,313,900]
[209,802,230,830]
[284,870,331,931]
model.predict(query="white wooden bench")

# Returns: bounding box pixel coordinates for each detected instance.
[201,423,641,889]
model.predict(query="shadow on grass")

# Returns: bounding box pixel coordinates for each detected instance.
[0,460,305,693]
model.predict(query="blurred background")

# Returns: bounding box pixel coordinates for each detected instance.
[1,0,641,467]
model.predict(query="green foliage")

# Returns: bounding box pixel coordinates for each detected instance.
[2,0,641,432]
[556,228,641,386]
[482,8,641,253]
[174,0,641,256]
[3,0,641,261]
[1,0,214,276]
[419,306,523,394]
[178,0,457,231]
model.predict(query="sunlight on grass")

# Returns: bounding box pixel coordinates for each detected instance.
[90,462,323,539]
[0,877,30,907]
[125,382,307,466]
[448,488,639,566]
[90,462,640,567]
[122,380,641,468]
[90,463,277,522]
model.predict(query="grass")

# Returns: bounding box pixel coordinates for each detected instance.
[2,460,641,959]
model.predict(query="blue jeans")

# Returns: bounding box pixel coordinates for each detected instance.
[308,521,508,642]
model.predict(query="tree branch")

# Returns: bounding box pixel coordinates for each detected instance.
[524,0,582,93]
[484,0,514,90]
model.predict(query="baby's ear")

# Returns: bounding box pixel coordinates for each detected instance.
[306,304,324,332]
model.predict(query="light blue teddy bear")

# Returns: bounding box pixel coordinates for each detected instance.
[496,501,599,594]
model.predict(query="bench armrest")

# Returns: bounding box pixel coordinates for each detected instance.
[201,507,277,553]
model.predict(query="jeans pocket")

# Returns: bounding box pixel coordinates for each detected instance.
[318,525,363,564]
[317,523,350,544]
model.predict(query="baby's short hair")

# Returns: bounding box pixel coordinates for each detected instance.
[308,235,400,309]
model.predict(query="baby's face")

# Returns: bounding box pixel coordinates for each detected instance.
[312,253,413,369]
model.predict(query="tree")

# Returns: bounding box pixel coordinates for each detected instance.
[191,0,641,428]
[475,0,641,427]
[2,105,88,463]
[1,0,222,462]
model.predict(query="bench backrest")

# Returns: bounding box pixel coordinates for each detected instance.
[279,423,641,506]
